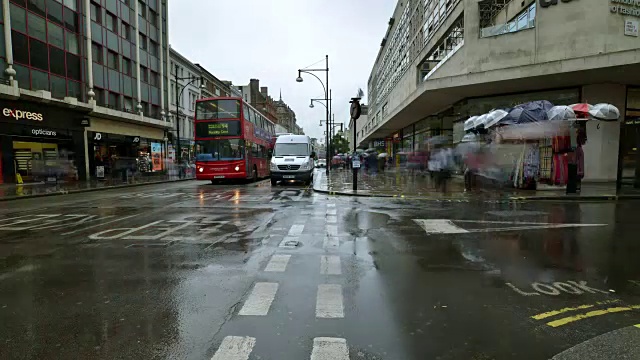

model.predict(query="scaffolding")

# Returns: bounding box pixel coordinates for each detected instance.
[478,0,512,28]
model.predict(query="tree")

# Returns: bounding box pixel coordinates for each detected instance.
[329,133,350,155]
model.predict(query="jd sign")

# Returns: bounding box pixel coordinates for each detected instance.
[539,0,574,7]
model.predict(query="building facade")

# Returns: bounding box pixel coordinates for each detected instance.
[275,95,300,134]
[0,0,172,183]
[364,0,640,185]
[235,79,278,124]
[168,46,201,160]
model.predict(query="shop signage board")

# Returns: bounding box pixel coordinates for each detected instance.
[625,19,639,36]
[151,142,162,171]
[96,166,105,178]
[610,0,640,18]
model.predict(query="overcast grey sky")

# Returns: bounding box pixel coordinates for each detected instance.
[168,0,396,141]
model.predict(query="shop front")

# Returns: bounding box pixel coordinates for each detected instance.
[85,118,167,179]
[0,100,88,183]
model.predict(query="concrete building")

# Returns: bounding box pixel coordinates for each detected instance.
[168,47,201,160]
[0,0,172,183]
[363,0,640,186]
[275,94,300,133]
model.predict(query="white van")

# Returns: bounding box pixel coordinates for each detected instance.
[270,135,315,185]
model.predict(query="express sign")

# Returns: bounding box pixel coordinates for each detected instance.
[2,108,44,121]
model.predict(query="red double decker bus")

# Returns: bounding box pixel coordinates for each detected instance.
[194,97,275,183]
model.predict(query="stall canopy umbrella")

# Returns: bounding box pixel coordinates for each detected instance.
[589,103,620,121]
[484,109,509,129]
[474,114,488,130]
[570,103,593,118]
[547,106,576,121]
[516,100,554,123]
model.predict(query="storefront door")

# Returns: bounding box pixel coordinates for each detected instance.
[620,88,640,188]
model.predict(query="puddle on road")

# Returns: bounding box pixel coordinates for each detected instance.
[352,211,390,230]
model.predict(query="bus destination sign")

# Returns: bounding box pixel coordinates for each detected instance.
[196,121,241,137]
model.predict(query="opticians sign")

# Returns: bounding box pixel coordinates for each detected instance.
[2,108,44,121]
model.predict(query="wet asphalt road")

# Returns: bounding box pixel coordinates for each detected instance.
[1,173,640,360]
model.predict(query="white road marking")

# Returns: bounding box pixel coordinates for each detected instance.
[264,254,291,272]
[413,219,469,234]
[326,208,337,215]
[210,336,256,360]
[279,236,299,248]
[323,236,339,249]
[327,203,336,208]
[288,224,305,236]
[320,255,341,275]
[316,284,344,318]
[238,282,279,316]
[311,337,349,360]
[60,214,138,235]
[326,225,338,236]
[326,216,337,224]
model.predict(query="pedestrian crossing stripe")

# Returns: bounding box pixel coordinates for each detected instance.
[210,336,349,360]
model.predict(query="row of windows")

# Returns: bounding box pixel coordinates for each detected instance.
[249,143,269,159]
[242,102,275,135]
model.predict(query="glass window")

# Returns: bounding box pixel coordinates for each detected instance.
[138,1,146,18]
[28,13,46,41]
[274,143,310,156]
[107,51,118,70]
[50,74,66,99]
[63,0,76,11]
[49,45,65,75]
[243,103,250,121]
[48,22,64,48]
[195,99,240,120]
[139,33,147,49]
[517,12,528,30]
[90,3,101,23]
[195,139,245,161]
[67,79,81,99]
[106,12,117,32]
[141,66,148,82]
[29,38,48,70]
[28,0,46,16]
[63,7,78,31]
[66,52,81,80]
[31,69,49,91]
[108,92,119,108]
[94,87,104,105]
[92,42,102,64]
[12,31,29,64]
[47,0,63,25]
[150,70,158,86]
[122,57,132,75]
[148,9,157,26]
[149,40,158,56]
[124,96,133,111]
[121,22,130,40]
[65,30,78,54]
[10,4,26,33]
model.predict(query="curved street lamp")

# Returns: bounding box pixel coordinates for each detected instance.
[296,55,330,172]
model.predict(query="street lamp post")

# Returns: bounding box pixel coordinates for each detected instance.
[174,64,203,178]
[296,55,330,173]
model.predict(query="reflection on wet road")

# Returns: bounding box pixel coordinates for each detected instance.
[1,178,640,359]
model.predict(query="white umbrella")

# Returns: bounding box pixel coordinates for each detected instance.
[474,114,488,129]
[464,116,478,131]
[484,109,509,129]
[547,106,576,121]
[589,103,620,121]
[460,133,478,143]
[377,152,389,158]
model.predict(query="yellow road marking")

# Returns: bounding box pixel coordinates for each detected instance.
[531,300,621,320]
[547,305,640,328]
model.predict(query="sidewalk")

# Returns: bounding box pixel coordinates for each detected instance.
[0,173,194,201]
[313,168,640,201]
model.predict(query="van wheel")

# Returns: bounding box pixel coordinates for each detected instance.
[271,179,277,186]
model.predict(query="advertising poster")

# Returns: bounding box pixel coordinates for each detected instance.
[151,142,162,171]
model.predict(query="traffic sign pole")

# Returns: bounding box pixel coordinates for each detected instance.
[350,98,362,192]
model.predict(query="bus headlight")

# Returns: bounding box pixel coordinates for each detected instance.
[235,166,240,171]
[198,167,203,173]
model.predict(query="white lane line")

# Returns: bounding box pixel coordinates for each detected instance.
[238,282,279,316]
[413,219,469,234]
[327,225,338,236]
[323,236,339,249]
[210,336,256,360]
[327,203,336,208]
[326,208,337,215]
[288,224,305,236]
[316,284,344,318]
[311,337,349,360]
[264,254,291,272]
[326,216,337,224]
[320,255,341,275]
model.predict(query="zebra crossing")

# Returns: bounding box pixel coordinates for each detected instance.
[210,202,351,359]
